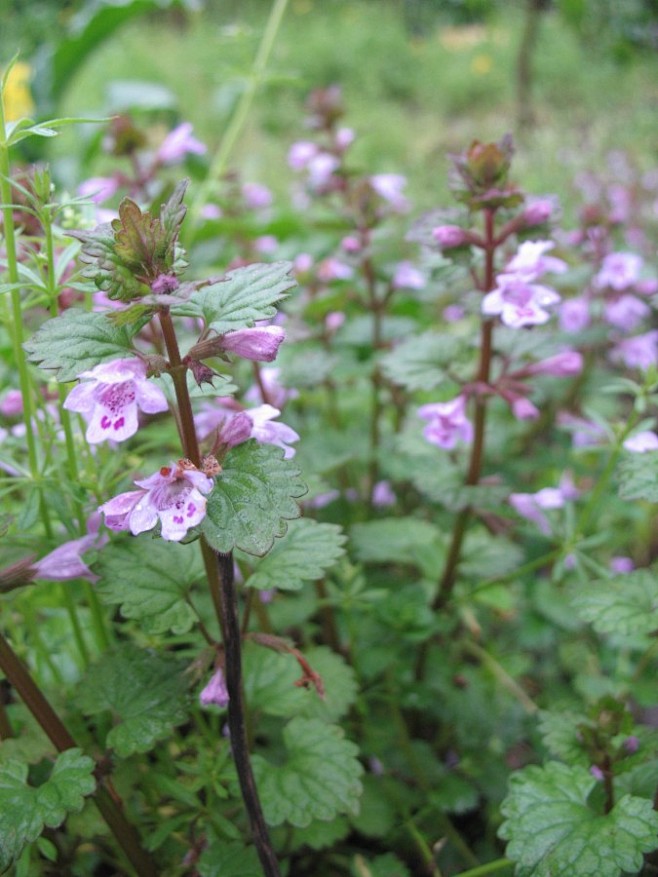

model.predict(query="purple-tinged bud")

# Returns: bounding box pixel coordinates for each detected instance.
[511,397,540,420]
[187,359,217,388]
[525,351,583,378]
[623,736,640,754]
[151,273,180,295]
[200,668,229,708]
[432,225,469,248]
[341,235,362,253]
[610,556,634,574]
[523,197,554,226]
[220,326,285,362]
[590,765,605,781]
[0,389,23,417]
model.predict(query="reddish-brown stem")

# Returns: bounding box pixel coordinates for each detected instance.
[432,210,497,611]
[0,630,158,877]
[158,307,202,466]
[159,308,277,874]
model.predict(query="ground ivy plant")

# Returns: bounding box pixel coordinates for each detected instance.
[4,54,658,877]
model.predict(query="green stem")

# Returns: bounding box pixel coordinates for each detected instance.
[0,629,158,877]
[452,859,514,877]
[0,93,49,532]
[186,0,290,235]
[463,640,538,715]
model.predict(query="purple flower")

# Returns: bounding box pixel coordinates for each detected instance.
[220,326,285,362]
[246,405,299,459]
[78,175,120,204]
[623,431,658,453]
[242,182,273,210]
[288,140,318,170]
[610,331,658,370]
[595,252,643,290]
[418,395,473,450]
[200,668,229,708]
[245,367,298,409]
[392,261,425,290]
[341,235,362,253]
[34,515,108,583]
[325,311,346,333]
[372,480,396,507]
[482,274,561,328]
[590,765,605,782]
[432,225,469,248]
[509,477,577,536]
[63,358,168,444]
[99,460,214,542]
[335,127,355,151]
[307,153,340,190]
[504,240,567,281]
[369,173,409,212]
[156,122,206,164]
[559,297,591,333]
[317,257,353,282]
[604,294,649,332]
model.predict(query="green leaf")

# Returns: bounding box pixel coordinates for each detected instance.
[252,717,363,827]
[380,331,462,391]
[499,761,658,877]
[76,645,189,756]
[243,519,346,591]
[48,0,184,101]
[0,749,96,871]
[198,840,261,877]
[201,441,307,556]
[24,308,139,381]
[244,644,358,723]
[94,539,204,635]
[171,261,296,333]
[571,570,658,636]
[538,710,590,766]
[618,451,658,502]
[350,517,443,576]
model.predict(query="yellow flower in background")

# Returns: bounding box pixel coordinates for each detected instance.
[2,62,35,122]
[471,53,493,75]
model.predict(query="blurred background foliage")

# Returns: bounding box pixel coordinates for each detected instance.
[3,0,658,218]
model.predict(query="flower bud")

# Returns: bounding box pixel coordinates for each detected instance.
[432,225,469,248]
[220,326,285,362]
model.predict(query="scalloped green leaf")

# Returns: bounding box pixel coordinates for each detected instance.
[201,441,307,557]
[251,717,363,827]
[380,331,462,391]
[499,761,658,877]
[243,519,346,591]
[350,517,442,574]
[618,451,658,502]
[94,539,204,635]
[571,570,658,636]
[244,644,358,722]
[24,308,139,381]
[0,749,96,871]
[76,645,189,757]
[171,261,296,333]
